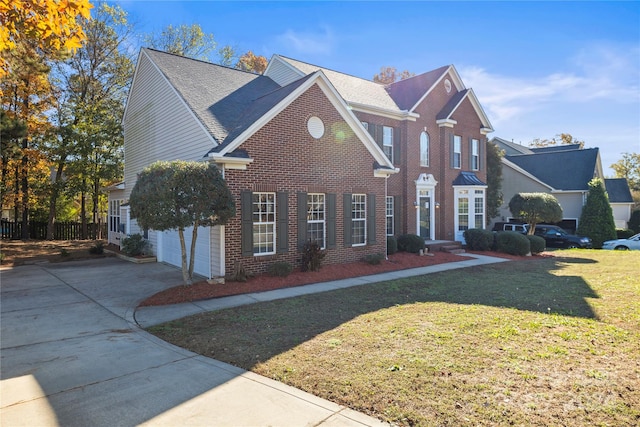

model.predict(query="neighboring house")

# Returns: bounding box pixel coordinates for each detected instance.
[109,48,493,279]
[491,137,634,231]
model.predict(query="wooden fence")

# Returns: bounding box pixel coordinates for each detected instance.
[0,220,107,240]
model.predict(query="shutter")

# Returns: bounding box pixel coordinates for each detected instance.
[375,124,384,149]
[367,194,376,245]
[394,195,402,235]
[343,193,352,247]
[241,191,253,256]
[297,192,308,250]
[469,137,473,170]
[479,139,484,171]
[277,192,288,253]
[326,193,336,249]
[450,133,455,168]
[366,122,375,139]
[393,126,401,165]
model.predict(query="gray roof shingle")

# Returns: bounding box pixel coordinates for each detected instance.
[506,148,599,191]
[386,65,450,111]
[452,171,486,186]
[144,48,281,146]
[436,89,469,121]
[605,178,634,203]
[276,56,403,112]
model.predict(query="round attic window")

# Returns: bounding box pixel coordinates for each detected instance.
[307,116,325,139]
[444,79,452,93]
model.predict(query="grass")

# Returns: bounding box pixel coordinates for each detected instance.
[148,250,640,426]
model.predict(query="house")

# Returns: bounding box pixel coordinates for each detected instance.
[490,137,634,231]
[109,48,493,279]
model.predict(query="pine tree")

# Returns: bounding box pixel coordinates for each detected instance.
[577,178,617,248]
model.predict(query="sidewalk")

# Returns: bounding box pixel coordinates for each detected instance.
[134,253,508,328]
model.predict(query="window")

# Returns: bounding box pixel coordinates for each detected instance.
[361,121,368,130]
[420,132,429,167]
[453,135,462,169]
[307,193,326,249]
[109,200,121,233]
[474,190,484,228]
[352,194,366,246]
[386,196,394,236]
[383,126,393,163]
[252,192,275,255]
[471,138,479,170]
[458,196,469,231]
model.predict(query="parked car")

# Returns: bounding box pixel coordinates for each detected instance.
[602,233,640,251]
[533,225,592,249]
[492,222,528,234]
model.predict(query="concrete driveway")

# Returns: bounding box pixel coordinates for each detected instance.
[0,257,387,426]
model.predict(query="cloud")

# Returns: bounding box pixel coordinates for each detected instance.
[273,26,335,56]
[460,43,640,128]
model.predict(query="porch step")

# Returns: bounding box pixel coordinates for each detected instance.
[424,240,465,254]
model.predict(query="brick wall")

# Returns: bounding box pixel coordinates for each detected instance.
[224,84,388,275]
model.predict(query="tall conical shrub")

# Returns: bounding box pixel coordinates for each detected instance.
[577,178,617,248]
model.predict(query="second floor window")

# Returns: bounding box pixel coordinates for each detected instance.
[420,132,429,167]
[383,126,393,163]
[453,135,462,169]
[471,139,479,170]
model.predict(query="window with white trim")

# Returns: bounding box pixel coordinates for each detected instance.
[352,194,366,246]
[109,200,121,233]
[458,192,469,232]
[453,135,462,169]
[386,196,394,236]
[471,138,479,171]
[420,132,429,167]
[252,192,275,255]
[474,189,485,228]
[383,126,393,163]
[307,193,326,249]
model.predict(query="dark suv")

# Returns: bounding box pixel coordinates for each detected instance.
[533,225,592,249]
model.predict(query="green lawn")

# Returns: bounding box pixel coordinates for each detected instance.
[148,250,640,426]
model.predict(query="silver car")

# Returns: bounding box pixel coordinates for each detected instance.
[602,233,640,251]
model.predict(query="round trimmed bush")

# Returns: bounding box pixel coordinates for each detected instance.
[387,236,398,255]
[463,228,494,251]
[495,231,530,256]
[526,235,546,254]
[397,234,425,254]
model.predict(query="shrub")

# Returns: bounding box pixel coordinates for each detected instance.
[267,261,293,277]
[397,234,425,254]
[463,228,494,251]
[616,229,635,239]
[121,233,150,257]
[301,241,326,272]
[364,253,385,265]
[628,210,640,233]
[526,235,546,254]
[577,178,616,248]
[387,236,398,255]
[89,241,104,254]
[495,231,530,256]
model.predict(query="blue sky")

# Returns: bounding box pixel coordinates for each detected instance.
[114,1,640,175]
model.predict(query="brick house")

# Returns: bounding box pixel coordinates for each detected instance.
[264,56,494,243]
[109,49,493,279]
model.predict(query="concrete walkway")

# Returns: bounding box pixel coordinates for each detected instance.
[1,253,507,426]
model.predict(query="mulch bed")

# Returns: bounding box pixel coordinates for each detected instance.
[139,250,536,307]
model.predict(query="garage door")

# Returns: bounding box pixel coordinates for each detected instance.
[159,226,211,279]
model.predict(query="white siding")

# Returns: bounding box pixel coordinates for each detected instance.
[611,203,632,228]
[264,56,304,86]
[210,225,224,278]
[554,193,586,220]
[123,52,215,200]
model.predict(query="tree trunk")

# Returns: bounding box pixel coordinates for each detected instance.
[13,167,19,238]
[178,227,192,285]
[92,177,99,240]
[20,138,28,240]
[81,180,87,239]
[188,222,199,283]
[47,162,65,240]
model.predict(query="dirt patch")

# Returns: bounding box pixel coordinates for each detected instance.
[0,240,112,267]
[140,250,538,307]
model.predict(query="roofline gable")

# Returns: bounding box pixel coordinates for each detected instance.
[437,88,493,133]
[406,65,465,112]
[209,70,397,174]
[264,54,306,82]
[123,48,218,146]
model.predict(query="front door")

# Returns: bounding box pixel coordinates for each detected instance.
[419,196,430,239]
